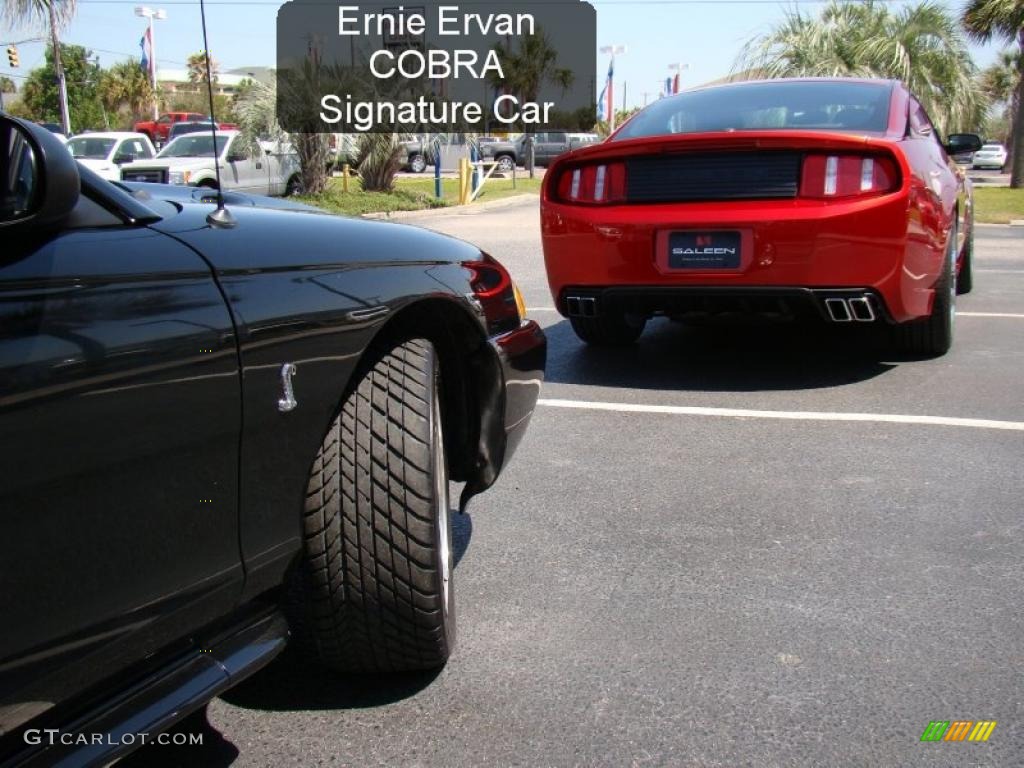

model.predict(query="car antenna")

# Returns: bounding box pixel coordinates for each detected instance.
[199,0,235,228]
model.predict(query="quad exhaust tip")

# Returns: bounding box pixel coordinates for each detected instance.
[824,296,876,323]
[566,296,598,318]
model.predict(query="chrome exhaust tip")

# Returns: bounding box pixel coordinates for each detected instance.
[824,298,852,323]
[566,296,597,318]
[848,297,876,322]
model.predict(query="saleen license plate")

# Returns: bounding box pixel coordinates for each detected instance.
[668,231,742,269]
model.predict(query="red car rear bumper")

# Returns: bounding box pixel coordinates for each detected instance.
[542,189,944,323]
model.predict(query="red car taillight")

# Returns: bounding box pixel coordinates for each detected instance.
[555,161,627,204]
[462,255,524,335]
[800,154,899,199]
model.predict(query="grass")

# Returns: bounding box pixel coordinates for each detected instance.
[973,187,1024,224]
[298,174,541,216]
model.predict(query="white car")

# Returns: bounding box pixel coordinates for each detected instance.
[972,143,1008,171]
[66,132,157,181]
[120,130,302,197]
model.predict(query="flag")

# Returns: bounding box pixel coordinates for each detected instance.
[139,27,154,80]
[597,57,613,122]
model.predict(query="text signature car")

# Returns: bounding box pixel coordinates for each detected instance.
[541,78,981,356]
[0,115,545,766]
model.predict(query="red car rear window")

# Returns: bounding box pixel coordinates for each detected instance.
[615,80,893,140]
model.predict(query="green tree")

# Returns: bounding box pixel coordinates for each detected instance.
[0,76,15,94]
[20,43,104,131]
[98,59,154,127]
[737,0,983,135]
[963,0,1024,186]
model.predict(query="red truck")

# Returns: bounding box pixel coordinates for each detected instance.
[133,112,238,146]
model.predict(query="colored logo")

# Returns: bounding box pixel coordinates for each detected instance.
[920,720,997,743]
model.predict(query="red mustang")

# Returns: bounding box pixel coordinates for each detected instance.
[541,78,982,356]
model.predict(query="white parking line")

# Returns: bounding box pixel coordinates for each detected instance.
[538,399,1024,432]
[957,312,1024,319]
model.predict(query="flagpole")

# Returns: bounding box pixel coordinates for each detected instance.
[136,7,167,121]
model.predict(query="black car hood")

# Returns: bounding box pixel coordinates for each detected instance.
[119,181,320,213]
[145,192,482,272]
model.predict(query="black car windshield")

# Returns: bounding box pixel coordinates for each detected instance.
[67,137,116,159]
[158,135,229,158]
[614,80,893,140]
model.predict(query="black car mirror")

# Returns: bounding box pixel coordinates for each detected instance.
[113,153,134,165]
[226,151,248,163]
[945,133,983,156]
[0,115,80,229]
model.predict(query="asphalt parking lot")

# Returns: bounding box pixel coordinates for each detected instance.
[132,199,1022,767]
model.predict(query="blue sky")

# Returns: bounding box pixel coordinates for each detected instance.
[1,0,1007,109]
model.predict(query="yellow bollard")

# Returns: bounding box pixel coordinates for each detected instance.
[342,164,350,193]
[458,158,468,204]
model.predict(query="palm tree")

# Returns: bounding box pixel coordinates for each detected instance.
[187,50,220,86]
[963,0,1024,187]
[2,0,77,132]
[979,50,1021,148]
[490,29,574,177]
[1,0,75,26]
[98,59,154,125]
[738,0,982,136]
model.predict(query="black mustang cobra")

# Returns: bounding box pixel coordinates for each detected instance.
[0,115,545,766]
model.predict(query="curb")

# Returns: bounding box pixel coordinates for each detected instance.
[361,193,538,220]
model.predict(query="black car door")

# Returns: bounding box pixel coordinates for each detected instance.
[0,218,243,735]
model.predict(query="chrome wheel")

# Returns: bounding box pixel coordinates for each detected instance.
[432,373,452,620]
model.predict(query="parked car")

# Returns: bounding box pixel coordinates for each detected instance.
[971,143,1007,171]
[0,114,545,767]
[120,130,302,196]
[479,136,522,171]
[532,131,600,166]
[541,78,980,357]
[166,120,218,142]
[133,111,237,146]
[65,131,156,181]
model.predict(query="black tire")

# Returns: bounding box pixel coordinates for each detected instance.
[289,338,454,672]
[285,175,304,197]
[409,153,427,173]
[956,212,974,295]
[893,222,956,357]
[495,155,515,172]
[570,312,646,346]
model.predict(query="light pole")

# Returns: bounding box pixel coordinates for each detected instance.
[135,6,167,121]
[599,44,626,132]
[668,62,689,95]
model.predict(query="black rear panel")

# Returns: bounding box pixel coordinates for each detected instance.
[626,151,801,202]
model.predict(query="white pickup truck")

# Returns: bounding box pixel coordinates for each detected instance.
[120,130,302,196]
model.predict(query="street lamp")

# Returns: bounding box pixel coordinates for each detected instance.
[599,44,626,131]
[668,62,689,95]
[135,6,167,121]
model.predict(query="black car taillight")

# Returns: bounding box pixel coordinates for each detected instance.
[800,154,900,199]
[554,161,627,204]
[462,255,525,335]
